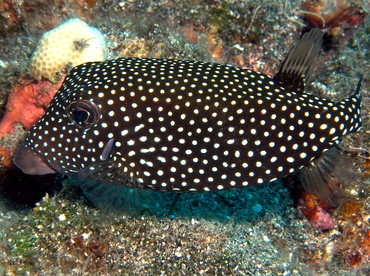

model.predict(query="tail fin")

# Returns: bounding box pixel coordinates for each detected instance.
[333,77,362,137]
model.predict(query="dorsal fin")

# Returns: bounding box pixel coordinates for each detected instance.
[274,28,324,92]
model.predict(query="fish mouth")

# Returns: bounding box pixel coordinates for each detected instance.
[13,143,58,175]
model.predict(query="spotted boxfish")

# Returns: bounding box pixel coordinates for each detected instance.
[14,29,362,210]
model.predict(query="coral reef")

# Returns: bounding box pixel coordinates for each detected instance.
[0,0,369,274]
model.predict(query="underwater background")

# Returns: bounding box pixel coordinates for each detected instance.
[0,0,369,275]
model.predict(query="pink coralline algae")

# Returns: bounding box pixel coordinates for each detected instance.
[301,205,336,230]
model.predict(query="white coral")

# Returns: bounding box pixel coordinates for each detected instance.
[29,18,107,82]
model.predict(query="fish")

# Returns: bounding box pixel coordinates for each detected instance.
[13,29,362,210]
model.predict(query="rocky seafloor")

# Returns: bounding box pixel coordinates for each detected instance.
[0,0,370,275]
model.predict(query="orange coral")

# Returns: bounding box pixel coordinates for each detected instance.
[179,21,205,44]
[0,77,64,139]
[0,76,64,166]
[302,191,318,208]
[340,201,362,222]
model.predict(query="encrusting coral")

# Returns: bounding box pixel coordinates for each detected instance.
[29,18,108,83]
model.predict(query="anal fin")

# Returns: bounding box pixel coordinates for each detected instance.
[298,148,357,208]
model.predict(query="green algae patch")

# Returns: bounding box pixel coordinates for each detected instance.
[7,229,37,258]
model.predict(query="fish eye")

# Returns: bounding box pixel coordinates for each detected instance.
[73,109,89,122]
[67,99,100,128]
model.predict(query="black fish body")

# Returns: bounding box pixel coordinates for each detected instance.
[14,29,362,207]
